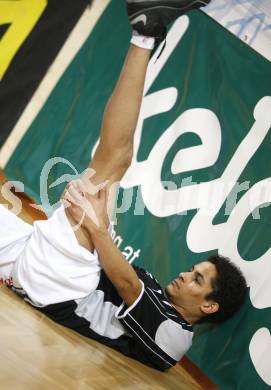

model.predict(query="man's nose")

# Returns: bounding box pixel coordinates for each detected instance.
[179,272,186,282]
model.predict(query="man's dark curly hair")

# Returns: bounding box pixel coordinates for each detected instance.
[198,254,247,324]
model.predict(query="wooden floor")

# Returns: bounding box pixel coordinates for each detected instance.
[0,172,208,389]
[0,286,204,389]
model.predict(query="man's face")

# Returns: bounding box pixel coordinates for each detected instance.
[165,261,218,317]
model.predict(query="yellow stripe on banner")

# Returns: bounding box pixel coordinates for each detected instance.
[0,0,111,169]
[0,0,47,80]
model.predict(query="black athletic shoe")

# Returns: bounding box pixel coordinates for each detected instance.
[127,0,211,42]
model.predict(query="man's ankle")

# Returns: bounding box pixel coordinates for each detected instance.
[130,30,155,50]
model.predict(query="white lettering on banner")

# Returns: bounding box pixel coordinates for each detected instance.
[33,16,268,383]
[120,89,271,385]
[249,328,271,386]
[122,93,271,309]
[187,97,271,310]
[120,18,271,384]
[122,19,271,309]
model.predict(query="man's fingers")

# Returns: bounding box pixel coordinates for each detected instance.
[61,197,71,209]
[96,179,109,193]
[81,173,109,197]
[67,184,85,204]
[66,180,85,197]
[74,179,87,195]
[62,188,76,204]
[81,168,108,194]
[65,179,109,229]
[66,183,100,226]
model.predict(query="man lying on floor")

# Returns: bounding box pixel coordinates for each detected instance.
[0,0,247,371]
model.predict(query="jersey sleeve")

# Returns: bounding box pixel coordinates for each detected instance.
[115,280,192,371]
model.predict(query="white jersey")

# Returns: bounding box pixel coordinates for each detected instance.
[37,267,193,371]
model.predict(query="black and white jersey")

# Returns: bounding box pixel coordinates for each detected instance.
[38,267,194,371]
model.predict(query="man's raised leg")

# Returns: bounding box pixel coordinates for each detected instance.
[88,44,151,186]
[65,0,212,251]
[65,44,152,251]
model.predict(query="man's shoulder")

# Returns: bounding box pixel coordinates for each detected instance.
[133,266,193,331]
[133,266,162,290]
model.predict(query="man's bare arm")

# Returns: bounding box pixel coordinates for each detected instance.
[89,228,142,306]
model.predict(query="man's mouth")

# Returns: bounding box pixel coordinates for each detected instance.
[171,279,180,289]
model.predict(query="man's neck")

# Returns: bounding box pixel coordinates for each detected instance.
[172,304,200,325]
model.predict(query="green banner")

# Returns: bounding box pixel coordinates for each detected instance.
[4,2,271,389]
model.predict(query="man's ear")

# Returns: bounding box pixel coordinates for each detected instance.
[201,301,219,315]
